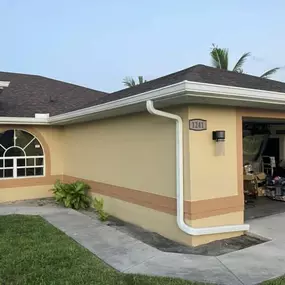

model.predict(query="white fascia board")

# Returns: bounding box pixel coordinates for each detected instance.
[1,80,285,125]
[185,81,285,105]
[0,81,10,88]
[0,117,49,125]
[49,81,188,124]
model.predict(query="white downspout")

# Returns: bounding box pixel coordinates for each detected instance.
[146,100,249,236]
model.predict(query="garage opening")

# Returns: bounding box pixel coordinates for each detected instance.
[243,119,285,220]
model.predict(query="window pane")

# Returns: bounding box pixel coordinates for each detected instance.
[35,168,43,176]
[0,147,4,157]
[27,158,34,166]
[0,170,3,178]
[25,139,43,156]
[0,160,3,168]
[4,169,13,178]
[17,168,26,177]
[5,147,25,157]
[0,130,14,149]
[15,130,34,148]
[36,158,43,166]
[26,168,35,176]
[17,158,25,167]
[5,159,13,167]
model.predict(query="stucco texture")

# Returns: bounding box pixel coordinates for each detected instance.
[63,108,189,199]
[92,193,243,246]
[188,106,239,201]
[0,106,245,246]
[62,106,244,246]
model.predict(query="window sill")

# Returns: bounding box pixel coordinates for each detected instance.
[0,175,45,181]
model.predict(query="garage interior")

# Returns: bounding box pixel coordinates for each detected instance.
[243,118,285,220]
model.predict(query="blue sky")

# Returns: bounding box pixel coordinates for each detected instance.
[1,0,285,92]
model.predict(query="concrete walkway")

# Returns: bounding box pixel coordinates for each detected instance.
[0,206,284,285]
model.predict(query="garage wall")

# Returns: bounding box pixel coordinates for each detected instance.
[89,192,243,247]
[63,108,189,198]
[188,106,239,201]
[62,106,245,246]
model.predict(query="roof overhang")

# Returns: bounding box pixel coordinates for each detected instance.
[2,80,285,125]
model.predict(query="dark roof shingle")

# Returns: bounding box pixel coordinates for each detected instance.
[1,65,285,117]
[0,72,108,117]
[88,64,285,107]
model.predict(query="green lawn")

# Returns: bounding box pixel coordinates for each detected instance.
[0,215,202,285]
[0,215,284,285]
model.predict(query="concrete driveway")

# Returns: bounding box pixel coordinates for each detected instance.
[217,213,285,284]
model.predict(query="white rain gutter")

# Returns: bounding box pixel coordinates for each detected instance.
[2,80,285,125]
[146,100,250,236]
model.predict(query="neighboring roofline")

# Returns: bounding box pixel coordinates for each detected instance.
[2,80,285,125]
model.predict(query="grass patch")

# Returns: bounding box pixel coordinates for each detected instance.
[0,215,284,285]
[262,277,285,285]
[0,215,203,285]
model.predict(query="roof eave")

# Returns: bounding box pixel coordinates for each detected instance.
[1,80,285,125]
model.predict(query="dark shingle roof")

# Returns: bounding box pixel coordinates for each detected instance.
[1,65,285,117]
[99,64,285,105]
[84,65,285,108]
[0,72,108,117]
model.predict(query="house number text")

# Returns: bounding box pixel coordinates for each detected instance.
[189,119,207,131]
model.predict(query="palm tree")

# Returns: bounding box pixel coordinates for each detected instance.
[210,44,279,79]
[122,76,146,87]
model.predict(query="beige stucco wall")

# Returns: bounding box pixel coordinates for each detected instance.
[92,193,243,246]
[62,106,244,246]
[0,185,53,203]
[188,106,239,201]
[63,108,189,199]
[0,105,245,246]
[41,126,64,176]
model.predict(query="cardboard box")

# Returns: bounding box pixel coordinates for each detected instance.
[256,172,266,181]
[257,187,266,196]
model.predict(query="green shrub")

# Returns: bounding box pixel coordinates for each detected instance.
[93,197,109,221]
[51,180,92,210]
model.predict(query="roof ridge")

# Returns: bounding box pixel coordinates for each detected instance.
[196,64,285,85]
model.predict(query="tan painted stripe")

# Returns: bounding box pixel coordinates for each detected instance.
[63,175,243,220]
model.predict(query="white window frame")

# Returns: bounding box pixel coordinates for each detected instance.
[0,129,45,180]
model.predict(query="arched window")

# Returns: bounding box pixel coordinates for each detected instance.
[0,130,45,179]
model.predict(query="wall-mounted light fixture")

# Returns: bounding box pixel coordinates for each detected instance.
[212,130,225,142]
[212,130,226,156]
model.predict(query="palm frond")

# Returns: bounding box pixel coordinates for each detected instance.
[260,67,280,79]
[123,76,147,87]
[122,76,136,87]
[210,44,229,69]
[138,76,146,84]
[232,52,251,73]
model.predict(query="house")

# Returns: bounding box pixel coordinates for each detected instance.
[1,65,285,246]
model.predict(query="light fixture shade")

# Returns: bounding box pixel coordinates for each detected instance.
[212,130,226,141]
